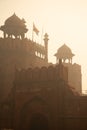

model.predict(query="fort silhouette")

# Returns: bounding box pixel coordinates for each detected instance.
[0,14,87,130]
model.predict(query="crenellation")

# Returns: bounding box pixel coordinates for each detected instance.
[0,38,45,53]
[40,66,48,81]
[32,67,40,81]
[15,64,68,84]
[47,66,56,80]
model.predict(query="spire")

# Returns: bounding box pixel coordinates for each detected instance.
[44,33,49,62]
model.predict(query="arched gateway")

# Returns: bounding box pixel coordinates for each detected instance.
[20,113,50,130]
[19,97,50,130]
[29,113,49,130]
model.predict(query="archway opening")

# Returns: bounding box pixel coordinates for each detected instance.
[29,113,49,130]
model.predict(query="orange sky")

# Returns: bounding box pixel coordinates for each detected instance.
[0,0,87,91]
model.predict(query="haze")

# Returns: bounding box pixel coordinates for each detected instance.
[0,0,87,91]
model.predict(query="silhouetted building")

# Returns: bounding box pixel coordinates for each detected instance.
[0,14,87,130]
[55,44,82,93]
[0,14,49,101]
[1,62,87,130]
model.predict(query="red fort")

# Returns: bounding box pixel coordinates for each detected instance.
[0,14,87,130]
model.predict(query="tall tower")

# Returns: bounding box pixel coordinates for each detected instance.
[55,44,82,94]
[0,14,49,101]
[44,33,49,62]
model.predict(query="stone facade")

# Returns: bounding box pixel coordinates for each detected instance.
[55,44,82,93]
[1,63,87,130]
[0,36,48,101]
[0,14,49,101]
[0,14,87,130]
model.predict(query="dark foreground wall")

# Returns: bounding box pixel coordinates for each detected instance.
[0,64,87,130]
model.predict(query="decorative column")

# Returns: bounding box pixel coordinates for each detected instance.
[44,33,49,62]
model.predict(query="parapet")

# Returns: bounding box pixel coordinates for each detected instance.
[0,37,47,60]
[0,38,44,50]
[15,63,68,84]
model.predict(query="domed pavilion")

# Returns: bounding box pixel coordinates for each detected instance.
[55,44,75,63]
[0,13,28,39]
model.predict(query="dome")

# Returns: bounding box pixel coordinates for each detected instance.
[55,44,75,59]
[5,13,25,27]
[0,13,28,39]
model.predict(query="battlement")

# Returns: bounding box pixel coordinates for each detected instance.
[15,63,68,84]
[0,38,44,50]
[0,37,46,60]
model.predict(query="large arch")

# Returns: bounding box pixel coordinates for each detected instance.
[29,113,49,130]
[19,97,51,130]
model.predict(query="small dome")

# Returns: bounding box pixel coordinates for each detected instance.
[55,44,75,59]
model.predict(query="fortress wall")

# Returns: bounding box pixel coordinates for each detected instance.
[15,64,68,85]
[0,37,48,69]
[0,38,47,63]
[0,38,48,101]
[0,38,45,52]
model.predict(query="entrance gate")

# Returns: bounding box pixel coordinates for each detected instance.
[29,114,49,130]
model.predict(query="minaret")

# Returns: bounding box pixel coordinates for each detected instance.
[44,33,49,62]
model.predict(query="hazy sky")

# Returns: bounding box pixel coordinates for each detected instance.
[0,0,87,91]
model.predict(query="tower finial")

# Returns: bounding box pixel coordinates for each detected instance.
[43,33,49,62]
